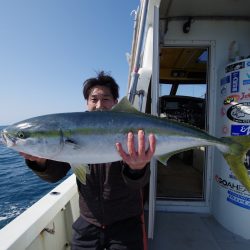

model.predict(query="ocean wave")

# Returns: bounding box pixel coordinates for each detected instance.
[0,139,66,229]
[0,203,29,228]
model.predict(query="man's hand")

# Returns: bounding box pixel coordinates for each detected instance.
[19,152,47,166]
[116,130,156,170]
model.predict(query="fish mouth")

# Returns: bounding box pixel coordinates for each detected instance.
[1,130,16,147]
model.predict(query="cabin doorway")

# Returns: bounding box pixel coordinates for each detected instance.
[156,46,208,201]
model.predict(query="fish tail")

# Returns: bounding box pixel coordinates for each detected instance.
[221,136,250,191]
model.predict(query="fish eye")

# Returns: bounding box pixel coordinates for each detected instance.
[17,131,26,139]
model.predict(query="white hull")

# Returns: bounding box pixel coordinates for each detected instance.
[0,175,79,250]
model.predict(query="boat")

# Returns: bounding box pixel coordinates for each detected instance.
[1,0,250,249]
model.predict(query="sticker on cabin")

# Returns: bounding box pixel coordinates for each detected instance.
[226,61,245,73]
[214,175,248,193]
[229,173,237,180]
[231,124,250,135]
[227,190,250,210]
[223,95,240,105]
[222,125,228,134]
[221,107,226,116]
[243,72,250,84]
[220,86,227,96]
[243,80,250,85]
[239,92,250,100]
[223,93,250,105]
[247,61,250,67]
[220,75,230,85]
[231,71,240,93]
[227,102,250,123]
[244,150,250,171]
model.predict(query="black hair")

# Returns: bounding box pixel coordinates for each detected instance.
[83,71,119,100]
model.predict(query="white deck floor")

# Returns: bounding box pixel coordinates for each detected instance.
[148,212,250,250]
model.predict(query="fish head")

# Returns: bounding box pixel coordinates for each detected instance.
[1,116,64,159]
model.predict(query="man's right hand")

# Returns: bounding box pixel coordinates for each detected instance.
[19,152,47,166]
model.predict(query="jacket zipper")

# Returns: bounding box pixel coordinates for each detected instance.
[97,164,105,226]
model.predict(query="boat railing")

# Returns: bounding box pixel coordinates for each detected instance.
[0,174,79,250]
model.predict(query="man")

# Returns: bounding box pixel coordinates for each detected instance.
[20,71,156,250]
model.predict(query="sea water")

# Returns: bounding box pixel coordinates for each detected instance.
[0,126,71,229]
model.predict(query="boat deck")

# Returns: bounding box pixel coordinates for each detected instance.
[148,212,250,250]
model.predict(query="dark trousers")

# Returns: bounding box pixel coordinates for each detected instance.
[71,215,147,250]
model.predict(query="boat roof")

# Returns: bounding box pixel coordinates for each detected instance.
[159,0,250,18]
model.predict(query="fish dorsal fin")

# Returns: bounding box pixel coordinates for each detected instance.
[112,97,141,114]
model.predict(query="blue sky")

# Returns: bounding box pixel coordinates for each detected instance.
[0,0,139,125]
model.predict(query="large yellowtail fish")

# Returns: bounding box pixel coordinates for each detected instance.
[1,97,250,189]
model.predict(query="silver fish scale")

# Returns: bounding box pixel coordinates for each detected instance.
[2,110,227,165]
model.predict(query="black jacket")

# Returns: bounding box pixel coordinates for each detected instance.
[26,159,150,227]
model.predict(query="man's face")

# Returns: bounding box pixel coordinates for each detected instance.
[87,85,118,111]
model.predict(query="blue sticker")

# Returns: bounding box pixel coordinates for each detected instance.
[229,174,237,180]
[231,125,250,135]
[220,75,230,85]
[227,190,250,210]
[231,71,239,93]
[243,80,250,85]
[247,61,250,67]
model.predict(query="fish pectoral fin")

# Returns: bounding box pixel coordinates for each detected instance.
[70,163,90,185]
[65,138,81,150]
[156,149,195,167]
[156,154,172,166]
